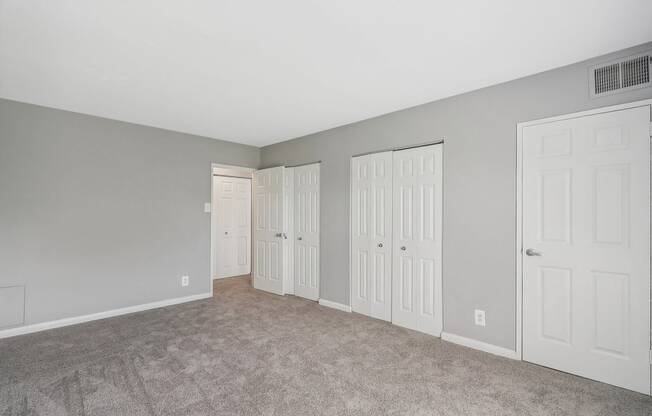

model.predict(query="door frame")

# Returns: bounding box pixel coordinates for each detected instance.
[515,99,652,362]
[210,163,255,294]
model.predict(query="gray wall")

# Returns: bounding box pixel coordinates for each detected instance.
[0,99,259,327]
[260,42,652,350]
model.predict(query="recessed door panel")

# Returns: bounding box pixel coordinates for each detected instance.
[593,165,629,245]
[374,252,386,303]
[593,271,630,357]
[400,256,413,312]
[351,152,393,321]
[419,259,435,317]
[539,267,572,344]
[522,105,650,394]
[294,163,320,301]
[538,169,571,243]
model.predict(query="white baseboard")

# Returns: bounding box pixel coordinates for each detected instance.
[0,292,213,340]
[318,298,352,313]
[441,331,518,360]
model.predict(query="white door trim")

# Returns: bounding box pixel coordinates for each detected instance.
[212,163,256,178]
[349,157,354,311]
[515,98,652,363]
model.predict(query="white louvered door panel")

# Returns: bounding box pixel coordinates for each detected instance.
[351,152,393,321]
[391,145,443,336]
[253,167,285,295]
[294,163,320,301]
[213,176,251,278]
[522,106,650,394]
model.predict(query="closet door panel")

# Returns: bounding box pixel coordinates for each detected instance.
[294,163,320,301]
[351,152,393,321]
[253,167,286,295]
[392,145,443,336]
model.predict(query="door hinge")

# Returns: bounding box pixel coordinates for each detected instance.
[649,121,652,136]
[649,350,652,364]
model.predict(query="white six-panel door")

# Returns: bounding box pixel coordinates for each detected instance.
[522,106,650,394]
[351,152,393,321]
[391,145,443,337]
[213,176,251,278]
[253,167,285,295]
[294,163,320,301]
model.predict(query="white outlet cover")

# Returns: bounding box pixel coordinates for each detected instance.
[204,203,211,213]
[474,309,486,327]
[182,275,189,287]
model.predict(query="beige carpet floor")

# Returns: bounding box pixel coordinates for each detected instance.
[1,276,651,415]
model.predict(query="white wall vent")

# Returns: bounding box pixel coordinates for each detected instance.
[589,52,651,98]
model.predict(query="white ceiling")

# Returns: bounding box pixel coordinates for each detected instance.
[1,1,651,147]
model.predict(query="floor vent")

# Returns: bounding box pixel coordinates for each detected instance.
[590,52,651,98]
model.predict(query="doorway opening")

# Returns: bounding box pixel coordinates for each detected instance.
[210,164,255,293]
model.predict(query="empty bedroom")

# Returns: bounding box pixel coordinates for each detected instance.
[1,1,652,415]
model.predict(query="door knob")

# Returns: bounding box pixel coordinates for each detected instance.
[282,233,287,240]
[297,236,303,241]
[275,232,283,238]
[378,243,383,248]
[525,248,542,256]
[224,231,228,235]
[400,246,406,251]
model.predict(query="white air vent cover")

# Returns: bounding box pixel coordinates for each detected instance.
[589,52,651,98]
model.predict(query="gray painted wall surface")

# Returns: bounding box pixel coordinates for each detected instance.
[0,99,259,327]
[260,42,652,350]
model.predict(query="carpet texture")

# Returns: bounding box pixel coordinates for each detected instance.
[1,276,650,415]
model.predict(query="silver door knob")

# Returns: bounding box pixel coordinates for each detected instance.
[275,232,283,238]
[400,246,406,251]
[525,248,542,256]
[378,243,383,248]
[224,231,228,235]
[297,236,303,241]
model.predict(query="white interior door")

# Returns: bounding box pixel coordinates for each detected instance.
[253,167,285,295]
[351,152,393,321]
[522,105,650,394]
[213,176,251,278]
[294,163,320,301]
[392,145,443,337]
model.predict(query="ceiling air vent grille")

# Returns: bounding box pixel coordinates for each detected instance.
[590,52,651,98]
[594,63,620,95]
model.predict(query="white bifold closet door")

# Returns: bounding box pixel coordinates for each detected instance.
[351,152,393,321]
[213,176,252,278]
[522,106,650,394]
[293,163,320,301]
[253,167,285,295]
[391,145,443,337]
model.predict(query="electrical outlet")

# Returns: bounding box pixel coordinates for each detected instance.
[181,275,189,287]
[474,309,486,327]
[204,203,211,213]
